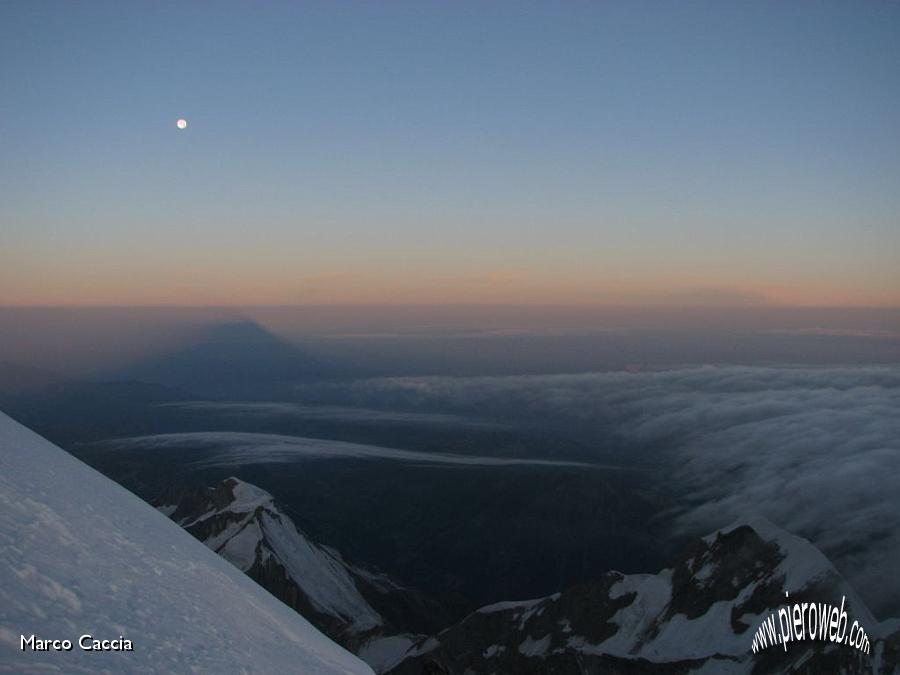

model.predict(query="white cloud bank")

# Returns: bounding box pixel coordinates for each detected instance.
[331,365,900,617]
[96,431,595,470]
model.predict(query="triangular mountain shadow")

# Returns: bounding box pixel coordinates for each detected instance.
[119,320,332,398]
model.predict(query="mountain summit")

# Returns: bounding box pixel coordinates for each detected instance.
[387,517,899,674]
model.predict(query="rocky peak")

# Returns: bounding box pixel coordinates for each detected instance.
[387,517,898,675]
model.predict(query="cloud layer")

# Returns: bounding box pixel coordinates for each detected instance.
[95,431,595,470]
[323,365,900,617]
[159,401,503,429]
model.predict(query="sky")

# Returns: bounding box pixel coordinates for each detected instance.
[1,1,899,307]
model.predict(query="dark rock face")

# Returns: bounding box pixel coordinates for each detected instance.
[388,519,899,675]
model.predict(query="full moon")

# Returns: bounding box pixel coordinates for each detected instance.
[176,118,188,130]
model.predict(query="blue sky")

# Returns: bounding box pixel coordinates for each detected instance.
[1,1,898,306]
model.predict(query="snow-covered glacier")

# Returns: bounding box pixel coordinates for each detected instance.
[0,412,373,674]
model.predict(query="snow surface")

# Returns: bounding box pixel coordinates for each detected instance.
[257,510,382,632]
[518,633,551,657]
[482,644,506,658]
[477,595,552,614]
[223,480,273,515]
[0,412,373,674]
[356,634,417,673]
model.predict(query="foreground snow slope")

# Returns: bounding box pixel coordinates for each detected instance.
[0,412,373,675]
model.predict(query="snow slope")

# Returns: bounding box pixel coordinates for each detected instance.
[0,412,373,675]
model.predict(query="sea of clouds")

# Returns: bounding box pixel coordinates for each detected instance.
[99,365,900,617]
[324,365,900,618]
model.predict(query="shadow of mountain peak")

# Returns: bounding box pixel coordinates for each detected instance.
[193,319,290,345]
[119,319,330,398]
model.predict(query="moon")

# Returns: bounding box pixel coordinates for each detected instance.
[176,118,188,130]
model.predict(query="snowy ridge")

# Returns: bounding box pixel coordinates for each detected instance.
[477,597,549,615]
[388,516,900,674]
[159,477,383,634]
[156,477,454,671]
[0,412,372,674]
[158,477,383,636]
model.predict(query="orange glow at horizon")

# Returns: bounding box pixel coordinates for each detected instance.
[2,267,899,308]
